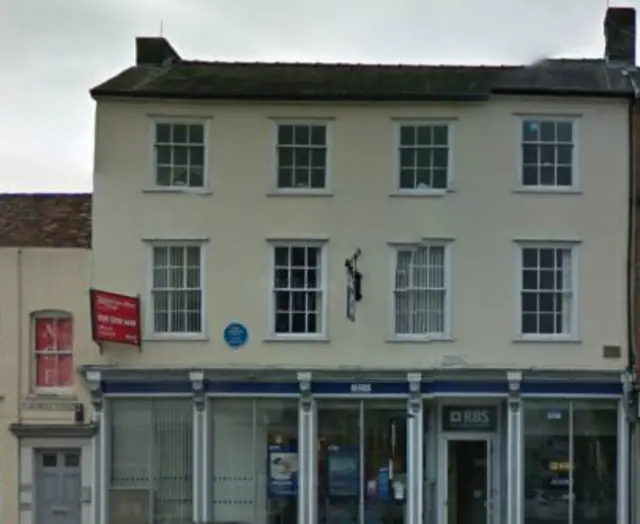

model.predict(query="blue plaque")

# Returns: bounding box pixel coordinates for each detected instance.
[223,322,249,349]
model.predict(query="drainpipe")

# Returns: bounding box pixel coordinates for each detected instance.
[16,248,23,426]
[622,67,639,524]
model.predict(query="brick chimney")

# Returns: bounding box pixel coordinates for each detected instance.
[604,7,636,65]
[135,37,181,66]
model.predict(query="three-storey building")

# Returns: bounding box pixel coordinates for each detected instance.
[83,7,637,524]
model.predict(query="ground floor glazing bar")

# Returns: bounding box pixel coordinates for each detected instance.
[83,368,629,524]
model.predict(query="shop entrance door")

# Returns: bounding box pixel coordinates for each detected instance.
[443,437,492,524]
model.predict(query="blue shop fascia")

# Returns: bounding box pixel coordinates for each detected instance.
[82,366,631,524]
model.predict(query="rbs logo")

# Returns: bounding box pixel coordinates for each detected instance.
[450,409,490,425]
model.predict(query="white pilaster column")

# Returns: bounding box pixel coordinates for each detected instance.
[298,372,315,524]
[202,394,211,524]
[86,370,105,524]
[190,370,206,524]
[407,372,423,524]
[619,372,632,524]
[506,371,522,524]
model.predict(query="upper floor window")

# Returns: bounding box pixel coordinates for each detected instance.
[521,118,575,189]
[270,242,326,337]
[150,243,204,336]
[519,243,577,338]
[276,123,328,190]
[393,243,451,337]
[32,312,73,393]
[397,123,450,192]
[155,121,206,189]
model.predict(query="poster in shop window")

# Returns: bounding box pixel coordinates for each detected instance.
[268,444,298,497]
[328,445,359,496]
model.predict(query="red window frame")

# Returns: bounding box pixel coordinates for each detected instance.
[33,313,74,391]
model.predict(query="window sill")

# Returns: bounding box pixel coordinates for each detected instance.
[266,190,334,197]
[142,187,212,195]
[386,336,454,343]
[389,189,452,198]
[143,334,209,342]
[27,392,77,400]
[513,187,581,195]
[23,394,77,411]
[264,336,330,343]
[513,336,581,344]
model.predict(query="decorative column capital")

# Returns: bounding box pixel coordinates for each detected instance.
[298,371,312,412]
[507,370,522,412]
[86,370,104,413]
[190,370,206,412]
[407,372,422,414]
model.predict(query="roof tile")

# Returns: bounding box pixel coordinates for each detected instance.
[90,48,635,101]
[0,194,91,248]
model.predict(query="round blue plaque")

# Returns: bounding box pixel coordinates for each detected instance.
[223,322,249,349]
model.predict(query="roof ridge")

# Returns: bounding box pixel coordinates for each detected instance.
[179,59,519,69]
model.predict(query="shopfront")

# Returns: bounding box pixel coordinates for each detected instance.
[83,368,630,524]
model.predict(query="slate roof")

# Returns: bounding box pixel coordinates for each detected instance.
[0,194,92,248]
[90,37,636,101]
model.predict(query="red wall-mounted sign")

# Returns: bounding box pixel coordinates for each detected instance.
[90,289,141,347]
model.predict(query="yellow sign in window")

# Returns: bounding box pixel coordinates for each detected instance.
[548,461,571,472]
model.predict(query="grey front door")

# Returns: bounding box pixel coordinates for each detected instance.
[36,449,81,524]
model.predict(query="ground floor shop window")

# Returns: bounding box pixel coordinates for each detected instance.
[523,400,617,524]
[317,400,407,524]
[210,398,299,524]
[108,398,193,524]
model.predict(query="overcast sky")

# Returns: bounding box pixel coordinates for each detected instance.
[0,0,637,193]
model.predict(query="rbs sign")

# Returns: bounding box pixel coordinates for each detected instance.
[442,406,498,431]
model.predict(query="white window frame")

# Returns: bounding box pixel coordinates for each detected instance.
[147,116,211,193]
[267,240,329,339]
[516,115,580,192]
[514,240,579,341]
[31,310,74,396]
[388,241,453,340]
[270,119,333,194]
[145,239,207,340]
[392,119,454,195]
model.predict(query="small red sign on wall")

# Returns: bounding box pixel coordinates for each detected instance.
[90,289,141,347]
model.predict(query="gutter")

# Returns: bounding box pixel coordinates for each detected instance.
[622,67,638,524]
[490,87,631,98]
[16,248,23,425]
[89,87,634,103]
[88,91,491,102]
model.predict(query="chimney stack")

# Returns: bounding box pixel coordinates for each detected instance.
[604,7,636,65]
[135,37,181,66]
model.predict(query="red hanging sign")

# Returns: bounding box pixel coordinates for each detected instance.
[90,289,141,347]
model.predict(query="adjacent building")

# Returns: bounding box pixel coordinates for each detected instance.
[0,194,94,524]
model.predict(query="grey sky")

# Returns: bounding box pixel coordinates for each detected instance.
[0,0,635,193]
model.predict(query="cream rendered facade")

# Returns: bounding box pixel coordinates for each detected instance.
[87,93,630,524]
[0,248,94,524]
[92,97,628,370]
